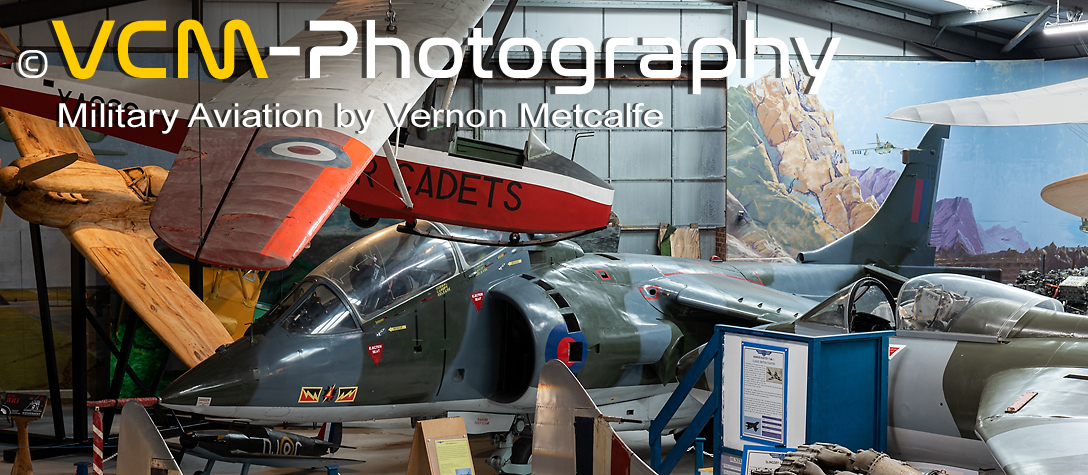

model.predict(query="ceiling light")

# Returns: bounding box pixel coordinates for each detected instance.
[1044,20,1088,34]
[941,0,1001,10]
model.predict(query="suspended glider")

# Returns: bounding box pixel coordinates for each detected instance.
[886,75,1088,220]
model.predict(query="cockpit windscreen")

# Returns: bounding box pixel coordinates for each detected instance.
[312,222,457,319]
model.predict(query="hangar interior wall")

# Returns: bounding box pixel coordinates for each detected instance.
[0,0,936,289]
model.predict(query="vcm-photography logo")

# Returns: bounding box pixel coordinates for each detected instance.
[24,19,840,94]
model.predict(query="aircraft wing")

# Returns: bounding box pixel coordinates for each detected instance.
[150,0,495,271]
[886,76,1088,126]
[656,273,818,324]
[974,366,1088,474]
[63,220,233,367]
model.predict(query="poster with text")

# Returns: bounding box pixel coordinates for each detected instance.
[740,343,788,445]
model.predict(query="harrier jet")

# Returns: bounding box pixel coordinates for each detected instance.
[160,126,956,472]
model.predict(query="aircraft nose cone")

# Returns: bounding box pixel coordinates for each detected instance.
[160,351,255,409]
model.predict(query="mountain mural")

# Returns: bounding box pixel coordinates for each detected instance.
[727,66,879,257]
[851,167,900,206]
[930,197,1029,255]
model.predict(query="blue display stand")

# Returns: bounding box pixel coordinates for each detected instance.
[650,325,891,475]
[720,326,891,454]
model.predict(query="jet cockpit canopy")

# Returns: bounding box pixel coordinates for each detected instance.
[897,273,1063,339]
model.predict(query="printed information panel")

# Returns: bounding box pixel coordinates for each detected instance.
[722,334,809,452]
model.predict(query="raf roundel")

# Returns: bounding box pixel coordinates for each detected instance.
[254,137,352,169]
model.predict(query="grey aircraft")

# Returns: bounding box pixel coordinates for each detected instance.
[762,270,1088,474]
[160,126,996,472]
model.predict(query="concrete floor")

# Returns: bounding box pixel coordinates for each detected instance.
[0,408,702,475]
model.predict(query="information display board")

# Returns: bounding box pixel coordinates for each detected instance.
[1,393,47,419]
[724,335,810,450]
[720,326,891,454]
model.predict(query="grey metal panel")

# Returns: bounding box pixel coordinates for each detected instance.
[833,23,907,56]
[484,4,525,50]
[618,229,659,254]
[672,131,725,178]
[672,180,725,226]
[107,0,192,48]
[612,181,671,227]
[204,1,278,47]
[672,82,725,128]
[609,81,672,128]
[609,130,670,179]
[747,0,1005,59]
[700,229,717,259]
[278,2,335,44]
[603,9,681,53]
[446,79,476,114]
[480,80,545,124]
[20,9,108,47]
[753,4,831,55]
[524,6,603,50]
[482,128,533,150]
[544,129,609,178]
[680,9,731,51]
[545,79,608,109]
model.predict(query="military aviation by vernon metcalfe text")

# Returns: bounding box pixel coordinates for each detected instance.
[158,125,954,472]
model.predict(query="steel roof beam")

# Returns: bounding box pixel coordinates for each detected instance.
[933,3,1049,27]
[746,0,1009,59]
[1001,5,1052,52]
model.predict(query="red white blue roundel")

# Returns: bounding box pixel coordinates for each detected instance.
[545,323,587,374]
[255,138,351,169]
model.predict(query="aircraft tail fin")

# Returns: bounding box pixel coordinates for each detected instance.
[317,422,343,453]
[797,125,948,267]
[117,400,183,475]
[534,360,657,475]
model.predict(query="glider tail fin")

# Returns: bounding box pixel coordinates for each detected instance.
[798,125,949,267]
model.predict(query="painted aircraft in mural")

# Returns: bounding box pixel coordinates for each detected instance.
[0,0,612,366]
[760,271,1088,475]
[849,134,899,156]
[158,126,954,472]
[886,75,1088,226]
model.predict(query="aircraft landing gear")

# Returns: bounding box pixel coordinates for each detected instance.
[349,211,379,229]
[485,415,532,475]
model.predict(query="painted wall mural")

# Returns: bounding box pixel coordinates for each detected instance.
[726,58,1088,278]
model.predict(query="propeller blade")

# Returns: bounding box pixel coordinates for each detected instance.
[14,153,77,183]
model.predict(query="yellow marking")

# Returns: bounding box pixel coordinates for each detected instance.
[335,386,358,403]
[508,259,523,266]
[298,387,321,403]
[436,283,451,297]
[389,325,407,332]
[475,264,487,275]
